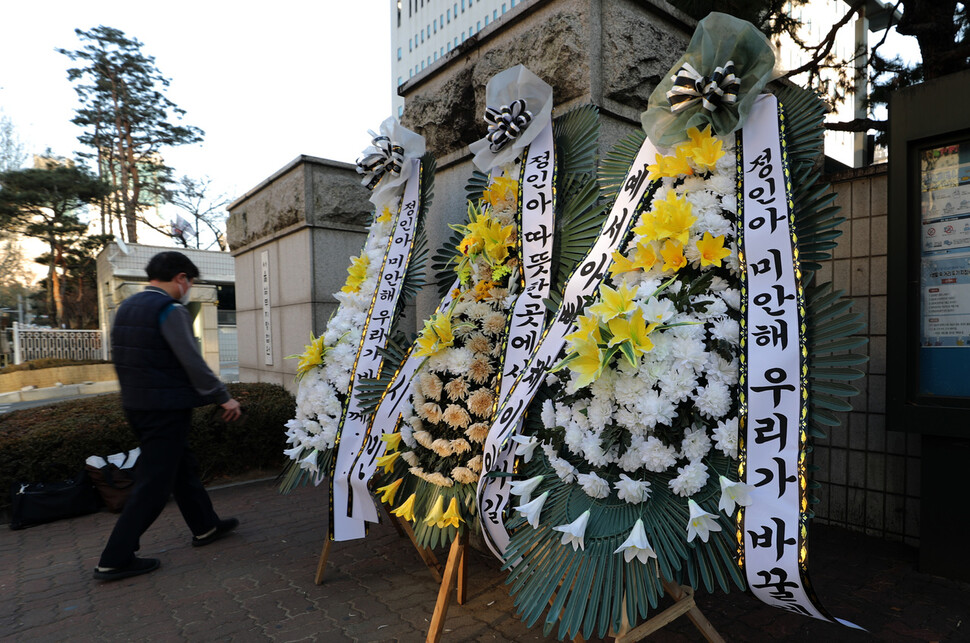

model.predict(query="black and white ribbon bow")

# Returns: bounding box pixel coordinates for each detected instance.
[484,99,533,152]
[356,135,405,190]
[666,61,740,114]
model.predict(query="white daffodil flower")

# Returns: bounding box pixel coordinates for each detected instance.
[509,475,544,504]
[511,434,540,462]
[718,475,754,515]
[614,519,657,564]
[553,510,592,551]
[516,491,550,529]
[686,499,721,543]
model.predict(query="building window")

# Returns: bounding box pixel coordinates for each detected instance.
[447,43,451,52]
[477,20,481,30]
[420,29,424,43]
[397,76,403,86]
[398,105,404,117]
[511,0,516,6]
[427,55,431,65]
[447,8,450,22]
[454,3,458,17]
[462,31,466,41]
[454,36,458,47]
[440,46,445,57]
[461,0,465,11]
[434,51,438,62]
[493,9,498,19]
[484,16,488,26]
[409,69,413,78]
[440,16,444,28]
[502,3,506,14]
[421,60,425,70]
[409,38,412,52]
[397,47,402,60]
[433,21,436,34]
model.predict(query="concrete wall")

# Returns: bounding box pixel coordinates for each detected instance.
[400,0,693,319]
[810,165,918,545]
[227,156,375,394]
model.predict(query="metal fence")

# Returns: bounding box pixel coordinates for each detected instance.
[12,322,106,364]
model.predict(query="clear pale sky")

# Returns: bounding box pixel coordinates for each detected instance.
[0,0,392,211]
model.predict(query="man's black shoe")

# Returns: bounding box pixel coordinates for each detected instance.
[191,517,239,547]
[93,557,160,581]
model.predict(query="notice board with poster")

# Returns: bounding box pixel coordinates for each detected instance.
[887,68,970,582]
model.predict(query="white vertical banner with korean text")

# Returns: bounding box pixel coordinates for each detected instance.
[331,158,423,541]
[477,135,660,560]
[261,251,272,365]
[740,94,860,629]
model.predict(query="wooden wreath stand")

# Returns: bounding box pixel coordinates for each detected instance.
[603,579,724,643]
[313,505,468,643]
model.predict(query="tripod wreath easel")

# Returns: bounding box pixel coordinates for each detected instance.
[312,502,468,643]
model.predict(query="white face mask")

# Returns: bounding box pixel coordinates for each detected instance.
[176,280,192,305]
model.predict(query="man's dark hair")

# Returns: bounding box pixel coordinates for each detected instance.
[145,251,200,282]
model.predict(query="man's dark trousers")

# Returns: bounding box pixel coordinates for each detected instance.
[98,408,218,568]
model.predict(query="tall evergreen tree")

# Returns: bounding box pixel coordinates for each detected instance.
[58,26,204,242]
[0,166,110,326]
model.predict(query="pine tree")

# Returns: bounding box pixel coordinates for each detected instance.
[58,26,204,242]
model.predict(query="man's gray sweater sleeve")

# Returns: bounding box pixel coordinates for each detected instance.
[160,303,230,404]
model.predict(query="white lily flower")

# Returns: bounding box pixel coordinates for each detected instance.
[511,434,540,462]
[614,519,657,564]
[553,510,591,551]
[300,449,319,473]
[509,475,544,504]
[516,491,549,529]
[283,445,304,460]
[686,499,721,543]
[718,475,754,515]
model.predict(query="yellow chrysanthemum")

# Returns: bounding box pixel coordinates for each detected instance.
[295,333,328,379]
[607,308,659,364]
[380,431,403,452]
[340,252,370,294]
[660,239,687,273]
[438,497,464,528]
[376,451,400,474]
[414,310,456,358]
[473,279,497,301]
[695,231,732,267]
[588,282,638,323]
[376,478,403,504]
[483,175,518,207]
[376,206,394,224]
[391,493,417,521]
[424,495,446,526]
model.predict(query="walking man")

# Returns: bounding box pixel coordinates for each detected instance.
[94,251,242,581]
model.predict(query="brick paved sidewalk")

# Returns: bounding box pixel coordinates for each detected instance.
[2,479,967,642]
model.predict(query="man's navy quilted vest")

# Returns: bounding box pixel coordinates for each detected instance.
[112,290,204,410]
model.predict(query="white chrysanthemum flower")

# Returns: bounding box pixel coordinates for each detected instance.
[709,317,740,345]
[669,461,709,497]
[670,336,707,371]
[658,366,696,404]
[695,380,731,419]
[641,436,678,472]
[580,433,612,467]
[712,416,739,458]
[681,426,713,462]
[586,397,615,428]
[707,172,734,195]
[615,474,652,503]
[633,389,677,430]
[577,471,611,499]
[541,398,557,429]
[708,354,739,386]
[721,288,741,311]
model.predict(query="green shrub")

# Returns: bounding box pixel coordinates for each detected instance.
[0,382,295,512]
[0,358,111,375]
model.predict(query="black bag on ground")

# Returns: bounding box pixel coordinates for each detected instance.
[85,449,140,513]
[9,471,102,530]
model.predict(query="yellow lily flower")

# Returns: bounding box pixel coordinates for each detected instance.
[651,191,696,245]
[647,149,694,181]
[340,252,370,294]
[424,495,445,526]
[695,231,732,267]
[607,308,659,362]
[376,206,394,224]
[688,131,724,173]
[391,493,417,521]
[564,314,602,346]
[438,497,464,528]
[483,175,518,207]
[631,241,660,271]
[588,282,638,323]
[414,311,455,358]
[609,250,638,276]
[380,431,403,452]
[295,333,328,379]
[376,451,400,474]
[569,339,605,389]
[377,478,403,504]
[483,220,515,264]
[660,239,687,273]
